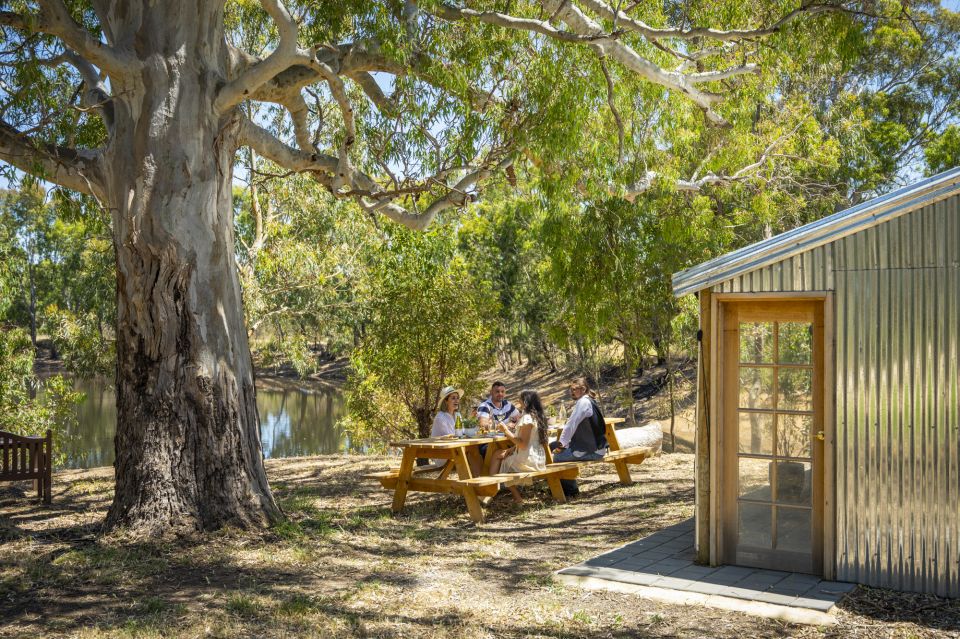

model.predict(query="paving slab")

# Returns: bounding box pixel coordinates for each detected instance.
[556,517,856,624]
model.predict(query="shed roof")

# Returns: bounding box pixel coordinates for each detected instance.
[672,166,960,297]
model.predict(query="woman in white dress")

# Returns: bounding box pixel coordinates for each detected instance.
[489,389,548,502]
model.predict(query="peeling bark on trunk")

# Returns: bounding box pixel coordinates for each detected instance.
[102,4,279,534]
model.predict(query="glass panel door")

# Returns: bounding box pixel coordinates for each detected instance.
[722,302,823,575]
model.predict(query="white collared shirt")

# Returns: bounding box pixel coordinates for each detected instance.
[559,395,594,448]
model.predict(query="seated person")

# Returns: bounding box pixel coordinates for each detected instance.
[550,377,608,495]
[489,390,549,503]
[431,385,462,437]
[430,385,481,476]
[476,381,520,428]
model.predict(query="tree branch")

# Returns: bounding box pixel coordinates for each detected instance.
[577,0,850,42]
[215,0,303,113]
[38,50,114,132]
[622,121,805,200]
[430,4,605,43]
[2,2,138,76]
[302,59,356,191]
[349,72,398,115]
[426,1,727,122]
[238,116,509,231]
[599,58,624,164]
[0,120,105,198]
[280,92,317,153]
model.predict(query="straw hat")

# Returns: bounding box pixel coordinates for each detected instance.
[436,385,464,410]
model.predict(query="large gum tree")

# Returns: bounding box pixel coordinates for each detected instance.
[0,0,904,534]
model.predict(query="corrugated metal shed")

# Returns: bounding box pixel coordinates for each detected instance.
[673,169,960,597]
[672,167,960,297]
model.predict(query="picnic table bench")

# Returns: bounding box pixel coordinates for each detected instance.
[546,418,659,484]
[0,429,52,503]
[367,433,579,523]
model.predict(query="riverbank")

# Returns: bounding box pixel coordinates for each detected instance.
[2,453,957,638]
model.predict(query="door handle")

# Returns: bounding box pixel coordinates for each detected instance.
[816,431,825,441]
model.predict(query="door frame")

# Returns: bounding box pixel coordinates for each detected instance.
[708,292,835,579]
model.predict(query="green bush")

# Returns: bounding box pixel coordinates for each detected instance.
[0,326,83,466]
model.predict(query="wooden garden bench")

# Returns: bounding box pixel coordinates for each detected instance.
[0,429,52,503]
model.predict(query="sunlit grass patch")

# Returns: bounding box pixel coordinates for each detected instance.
[224,593,262,619]
[274,593,327,619]
[521,573,557,588]
[68,478,111,496]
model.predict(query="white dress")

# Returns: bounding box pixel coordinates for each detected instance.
[501,414,546,472]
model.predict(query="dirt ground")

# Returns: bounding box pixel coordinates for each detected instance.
[2,453,958,638]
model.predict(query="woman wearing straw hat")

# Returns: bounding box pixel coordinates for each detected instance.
[430,385,482,476]
[430,385,463,438]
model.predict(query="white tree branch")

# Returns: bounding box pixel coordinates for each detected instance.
[576,0,849,42]
[238,116,508,231]
[302,59,356,191]
[38,50,115,131]
[541,0,726,122]
[281,92,317,153]
[622,121,805,200]
[349,72,397,115]
[1,2,138,76]
[427,1,726,122]
[686,64,760,83]
[430,4,603,43]
[0,120,105,198]
[215,0,303,113]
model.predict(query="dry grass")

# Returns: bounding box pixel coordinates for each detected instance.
[1,454,958,638]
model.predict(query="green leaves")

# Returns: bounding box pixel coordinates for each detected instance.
[0,326,83,467]
[345,223,495,443]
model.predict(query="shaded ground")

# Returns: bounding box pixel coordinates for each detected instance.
[1,454,958,638]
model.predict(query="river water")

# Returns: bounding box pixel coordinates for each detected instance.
[62,377,351,469]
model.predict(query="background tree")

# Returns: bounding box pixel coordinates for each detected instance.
[0,184,114,373]
[345,225,493,443]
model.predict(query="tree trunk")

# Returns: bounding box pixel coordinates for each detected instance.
[103,4,279,534]
[27,259,36,351]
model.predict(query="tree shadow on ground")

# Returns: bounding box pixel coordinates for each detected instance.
[836,586,960,634]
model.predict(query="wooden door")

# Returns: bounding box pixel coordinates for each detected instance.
[720,300,824,575]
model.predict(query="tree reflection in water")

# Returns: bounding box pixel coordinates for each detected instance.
[59,377,349,469]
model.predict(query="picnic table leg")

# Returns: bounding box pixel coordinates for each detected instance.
[453,448,473,480]
[546,476,566,503]
[453,448,487,521]
[461,485,486,523]
[391,448,417,514]
[613,460,633,485]
[438,459,454,480]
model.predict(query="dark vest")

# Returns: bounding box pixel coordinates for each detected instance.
[568,398,608,453]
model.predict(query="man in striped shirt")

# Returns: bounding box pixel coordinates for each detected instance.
[477,381,520,426]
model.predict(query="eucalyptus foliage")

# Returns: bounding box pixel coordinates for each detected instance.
[345,225,494,443]
[0,326,82,466]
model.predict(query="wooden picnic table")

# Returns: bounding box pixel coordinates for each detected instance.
[369,417,649,523]
[382,433,512,522]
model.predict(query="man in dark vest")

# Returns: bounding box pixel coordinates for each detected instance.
[550,377,608,496]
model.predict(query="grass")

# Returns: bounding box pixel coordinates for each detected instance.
[1,453,959,639]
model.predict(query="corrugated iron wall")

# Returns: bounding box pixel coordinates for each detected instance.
[713,194,960,596]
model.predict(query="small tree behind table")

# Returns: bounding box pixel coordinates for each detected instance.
[344,226,494,446]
